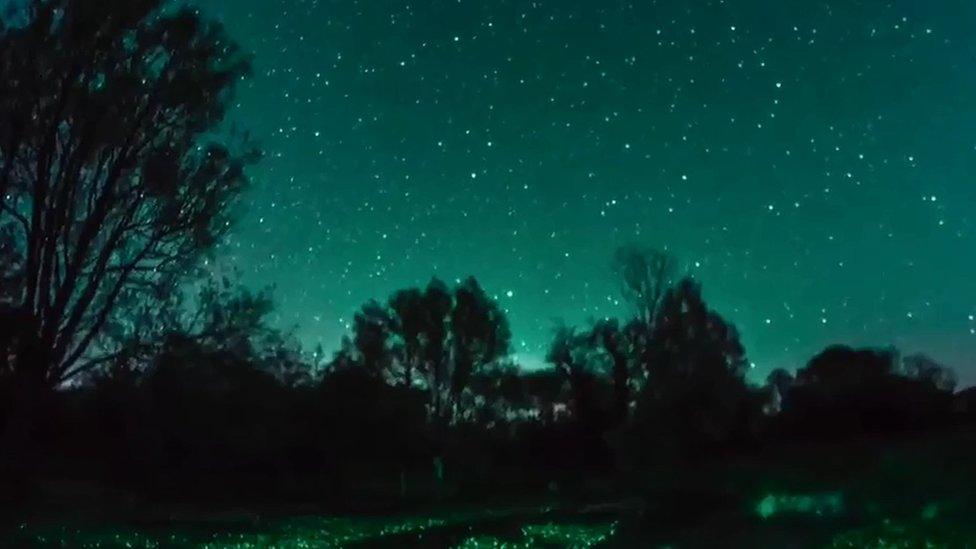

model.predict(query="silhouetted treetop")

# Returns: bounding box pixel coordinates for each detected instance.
[612,245,676,326]
[626,277,754,448]
[776,345,958,436]
[0,0,256,386]
[901,353,957,393]
[766,367,794,407]
[91,274,307,386]
[796,345,896,387]
[450,277,511,397]
[646,277,748,386]
[346,277,511,423]
[351,300,393,379]
[546,325,590,380]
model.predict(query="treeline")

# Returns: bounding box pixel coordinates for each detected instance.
[0,0,971,512]
[1,246,967,507]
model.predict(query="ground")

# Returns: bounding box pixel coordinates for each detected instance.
[6,497,974,547]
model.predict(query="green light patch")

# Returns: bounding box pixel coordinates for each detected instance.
[754,492,844,519]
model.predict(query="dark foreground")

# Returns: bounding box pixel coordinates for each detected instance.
[4,495,976,548]
[6,426,976,547]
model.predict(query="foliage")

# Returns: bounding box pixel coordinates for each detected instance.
[0,0,256,387]
[345,276,511,424]
[634,277,752,450]
[776,345,957,436]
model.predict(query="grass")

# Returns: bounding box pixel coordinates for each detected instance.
[11,507,976,547]
[12,507,620,548]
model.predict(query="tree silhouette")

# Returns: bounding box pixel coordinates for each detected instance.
[902,353,956,393]
[586,318,634,423]
[766,368,794,396]
[0,0,255,388]
[765,367,795,414]
[449,277,511,407]
[386,279,452,419]
[388,282,444,391]
[603,245,679,407]
[782,345,957,435]
[547,324,613,431]
[547,326,589,410]
[612,245,677,326]
[140,332,283,475]
[638,277,750,446]
[89,274,311,393]
[466,360,534,421]
[347,277,510,423]
[351,300,394,379]
[795,345,896,387]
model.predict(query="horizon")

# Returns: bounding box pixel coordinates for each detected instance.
[190,0,976,385]
[5,2,976,545]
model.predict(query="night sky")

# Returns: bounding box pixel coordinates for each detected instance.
[195,0,976,383]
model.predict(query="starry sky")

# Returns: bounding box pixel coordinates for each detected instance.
[195,0,976,383]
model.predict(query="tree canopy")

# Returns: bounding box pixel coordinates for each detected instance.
[0,0,255,387]
[342,277,511,423]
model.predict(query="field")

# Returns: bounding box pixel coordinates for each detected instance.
[7,430,976,547]
[6,496,975,548]
[9,507,619,548]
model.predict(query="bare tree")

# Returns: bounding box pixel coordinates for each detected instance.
[612,245,677,326]
[0,0,255,387]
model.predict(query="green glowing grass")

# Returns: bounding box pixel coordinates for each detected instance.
[827,517,976,548]
[455,521,618,549]
[18,513,618,548]
[23,515,453,548]
[520,522,618,547]
[455,535,535,549]
[754,492,844,519]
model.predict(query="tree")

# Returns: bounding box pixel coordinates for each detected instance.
[645,278,748,386]
[765,367,795,414]
[547,324,610,429]
[901,353,956,393]
[466,360,531,420]
[766,368,794,397]
[351,300,394,379]
[545,324,618,471]
[387,279,452,419]
[91,273,308,388]
[781,345,956,435]
[449,277,511,407]
[0,0,255,388]
[388,282,446,392]
[140,332,284,475]
[347,277,511,423]
[638,277,750,446]
[587,318,633,423]
[345,278,511,494]
[316,357,430,492]
[612,245,677,326]
[606,245,678,403]
[795,345,896,388]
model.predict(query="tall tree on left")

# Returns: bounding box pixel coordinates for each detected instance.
[0,0,255,390]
